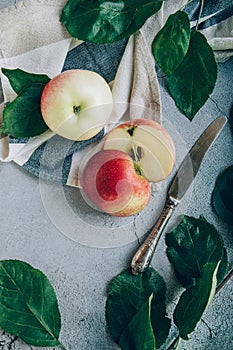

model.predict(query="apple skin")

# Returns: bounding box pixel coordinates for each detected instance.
[41,69,113,141]
[80,149,151,217]
[104,118,175,183]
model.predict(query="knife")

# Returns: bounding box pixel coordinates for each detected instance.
[131,116,227,275]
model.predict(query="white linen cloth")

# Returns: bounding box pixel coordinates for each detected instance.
[0,0,164,186]
[0,0,232,186]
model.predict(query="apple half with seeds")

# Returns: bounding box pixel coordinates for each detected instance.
[80,149,151,217]
[41,69,113,141]
[104,118,175,183]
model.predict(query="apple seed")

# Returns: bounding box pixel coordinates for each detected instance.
[130,145,144,162]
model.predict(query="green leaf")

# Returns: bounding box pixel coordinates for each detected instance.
[60,0,163,44]
[0,260,61,347]
[106,267,170,350]
[2,83,49,138]
[150,283,171,348]
[119,294,156,350]
[2,68,50,94]
[212,165,233,225]
[152,11,190,76]
[167,30,217,120]
[174,262,220,340]
[166,215,227,288]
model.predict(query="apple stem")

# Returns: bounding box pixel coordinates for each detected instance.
[127,126,136,136]
[73,105,81,115]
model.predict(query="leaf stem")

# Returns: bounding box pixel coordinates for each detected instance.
[167,335,180,350]
[166,268,233,350]
[58,339,69,350]
[196,0,205,30]
[174,336,181,350]
[216,267,233,293]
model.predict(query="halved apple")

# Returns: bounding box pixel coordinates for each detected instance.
[104,118,175,182]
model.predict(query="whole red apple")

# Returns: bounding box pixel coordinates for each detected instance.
[80,149,151,217]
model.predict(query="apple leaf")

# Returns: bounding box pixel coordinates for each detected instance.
[174,262,220,340]
[212,165,233,225]
[106,267,171,350]
[0,260,61,347]
[118,294,156,350]
[1,82,49,138]
[152,11,191,76]
[60,0,163,44]
[167,30,217,120]
[166,215,228,289]
[1,68,50,94]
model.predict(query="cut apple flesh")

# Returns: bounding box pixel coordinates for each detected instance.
[104,121,175,183]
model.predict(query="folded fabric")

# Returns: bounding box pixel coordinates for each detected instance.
[0,0,165,187]
[0,0,80,100]
[0,0,82,170]
[187,0,233,62]
[0,0,232,187]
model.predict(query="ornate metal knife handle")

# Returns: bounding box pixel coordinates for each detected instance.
[131,196,179,275]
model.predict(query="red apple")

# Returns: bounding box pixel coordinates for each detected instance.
[104,118,175,182]
[80,149,151,217]
[41,69,113,141]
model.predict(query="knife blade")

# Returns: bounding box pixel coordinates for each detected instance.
[131,116,227,275]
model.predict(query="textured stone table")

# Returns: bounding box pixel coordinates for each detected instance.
[0,1,233,350]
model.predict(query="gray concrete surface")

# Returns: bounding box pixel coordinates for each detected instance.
[0,1,233,350]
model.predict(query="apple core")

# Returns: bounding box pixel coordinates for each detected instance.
[104,118,175,183]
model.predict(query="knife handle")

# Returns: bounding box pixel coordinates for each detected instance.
[131,197,179,275]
